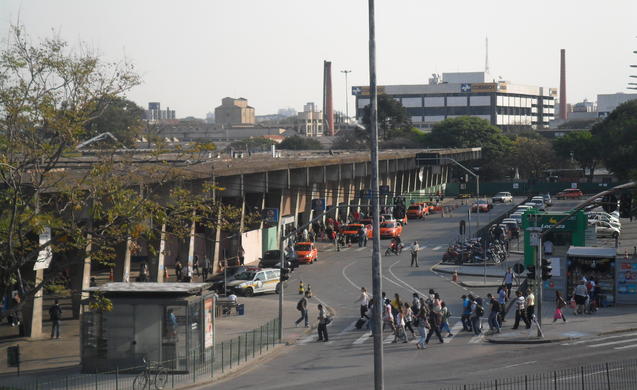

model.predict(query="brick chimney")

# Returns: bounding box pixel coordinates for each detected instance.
[323,61,334,136]
[560,49,567,120]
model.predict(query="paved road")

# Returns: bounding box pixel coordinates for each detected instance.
[202,199,635,390]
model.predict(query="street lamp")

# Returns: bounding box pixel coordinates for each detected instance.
[341,70,352,125]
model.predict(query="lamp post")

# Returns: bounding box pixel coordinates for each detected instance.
[341,70,352,124]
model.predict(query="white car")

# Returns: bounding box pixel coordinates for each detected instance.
[588,214,621,229]
[492,192,513,203]
[592,221,620,239]
[226,268,281,297]
[587,211,620,224]
[528,199,546,211]
[516,205,533,213]
[509,213,523,224]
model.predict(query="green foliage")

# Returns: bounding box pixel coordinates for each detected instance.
[332,128,369,150]
[84,97,146,146]
[590,100,637,181]
[558,119,598,130]
[362,94,412,140]
[424,117,513,180]
[278,135,323,150]
[553,130,599,181]
[510,137,560,181]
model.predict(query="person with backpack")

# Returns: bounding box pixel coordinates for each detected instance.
[440,301,453,337]
[512,290,530,329]
[486,293,501,333]
[411,293,421,316]
[424,300,445,345]
[470,296,483,335]
[49,299,62,339]
[295,292,309,328]
[461,295,473,332]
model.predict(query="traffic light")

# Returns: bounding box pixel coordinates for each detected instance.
[280,268,290,282]
[602,194,618,213]
[526,265,536,280]
[541,258,553,281]
[620,192,633,219]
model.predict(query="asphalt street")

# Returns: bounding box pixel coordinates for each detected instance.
[202,199,635,390]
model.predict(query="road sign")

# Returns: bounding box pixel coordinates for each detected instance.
[311,198,326,211]
[529,232,541,247]
[513,263,525,274]
[34,227,52,271]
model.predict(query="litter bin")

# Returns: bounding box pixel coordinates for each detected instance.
[237,304,245,315]
[7,345,20,367]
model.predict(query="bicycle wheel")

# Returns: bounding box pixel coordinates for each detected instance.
[154,368,168,390]
[133,373,149,390]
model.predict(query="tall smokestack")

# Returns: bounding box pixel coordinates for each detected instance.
[323,60,334,136]
[560,49,567,120]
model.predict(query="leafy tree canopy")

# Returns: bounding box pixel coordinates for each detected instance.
[362,94,412,140]
[84,97,146,146]
[553,130,599,182]
[278,135,323,150]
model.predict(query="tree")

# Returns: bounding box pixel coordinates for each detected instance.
[423,117,513,180]
[362,94,412,140]
[84,97,146,146]
[332,128,369,150]
[590,100,637,181]
[278,135,323,150]
[553,131,600,182]
[510,137,560,181]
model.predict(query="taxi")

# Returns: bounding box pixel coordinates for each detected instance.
[406,205,425,219]
[294,242,318,264]
[226,268,281,297]
[379,221,403,238]
[340,223,373,242]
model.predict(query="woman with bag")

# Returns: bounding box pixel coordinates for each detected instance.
[553,290,567,323]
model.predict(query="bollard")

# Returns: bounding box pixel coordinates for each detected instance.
[298,280,304,295]
[452,271,459,283]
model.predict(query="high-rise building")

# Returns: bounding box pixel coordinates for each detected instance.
[297,103,323,137]
[214,97,256,126]
[597,93,637,118]
[146,102,175,122]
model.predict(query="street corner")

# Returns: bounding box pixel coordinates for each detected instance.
[485,330,561,344]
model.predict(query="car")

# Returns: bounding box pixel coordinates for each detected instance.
[528,199,546,211]
[379,221,403,238]
[340,223,373,242]
[456,193,472,199]
[543,193,552,206]
[509,213,523,224]
[406,205,425,219]
[516,205,533,212]
[587,211,620,223]
[501,218,520,236]
[592,220,620,239]
[588,214,621,229]
[209,265,261,292]
[471,199,493,213]
[294,242,318,264]
[556,188,584,200]
[259,249,297,269]
[381,214,396,222]
[226,268,281,297]
[492,192,513,203]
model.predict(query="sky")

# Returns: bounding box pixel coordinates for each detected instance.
[1,0,636,118]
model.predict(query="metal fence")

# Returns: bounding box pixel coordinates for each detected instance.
[2,318,280,390]
[440,359,637,390]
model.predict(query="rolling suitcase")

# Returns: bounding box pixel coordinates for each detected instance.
[355,317,367,330]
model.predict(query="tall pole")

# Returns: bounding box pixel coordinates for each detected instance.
[278,229,285,340]
[368,1,384,389]
[341,70,352,123]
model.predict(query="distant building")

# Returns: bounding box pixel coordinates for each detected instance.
[352,72,556,131]
[205,111,215,124]
[277,107,297,118]
[214,97,255,126]
[597,93,637,118]
[297,102,323,137]
[146,102,176,122]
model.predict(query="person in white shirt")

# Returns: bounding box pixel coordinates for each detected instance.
[410,241,420,267]
[525,291,535,328]
[512,290,530,329]
[355,287,370,319]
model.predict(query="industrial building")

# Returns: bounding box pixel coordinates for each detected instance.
[215,97,256,126]
[352,72,556,131]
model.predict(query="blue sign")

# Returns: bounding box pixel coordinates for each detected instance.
[311,198,326,211]
[461,83,471,93]
[352,86,362,96]
[262,208,279,224]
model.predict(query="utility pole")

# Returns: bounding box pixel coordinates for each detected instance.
[368,1,383,389]
[341,70,352,123]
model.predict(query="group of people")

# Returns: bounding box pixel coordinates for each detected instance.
[295,292,331,342]
[173,255,213,282]
[356,288,453,350]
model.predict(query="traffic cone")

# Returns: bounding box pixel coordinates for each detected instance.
[299,280,305,295]
[306,284,313,298]
[452,271,459,283]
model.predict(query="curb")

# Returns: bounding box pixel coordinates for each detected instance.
[432,264,503,278]
[486,326,637,345]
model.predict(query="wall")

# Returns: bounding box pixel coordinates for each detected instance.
[241,229,262,265]
[262,226,279,254]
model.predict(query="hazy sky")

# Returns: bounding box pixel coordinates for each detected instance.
[2,0,635,118]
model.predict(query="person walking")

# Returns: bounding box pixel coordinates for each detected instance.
[49,299,62,339]
[202,256,211,281]
[574,280,588,315]
[502,267,517,299]
[238,247,245,266]
[411,293,421,316]
[410,241,420,267]
[553,290,567,323]
[356,287,370,319]
[358,228,365,248]
[425,302,445,344]
[487,293,501,333]
[174,258,183,281]
[512,290,530,329]
[469,296,482,335]
[295,292,309,328]
[192,255,200,277]
[440,301,453,337]
[497,285,507,324]
[461,295,472,332]
[402,302,416,340]
[525,290,535,328]
[383,299,395,333]
[392,307,407,343]
[416,305,430,349]
[317,304,329,342]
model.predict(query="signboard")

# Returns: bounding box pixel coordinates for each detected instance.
[204,298,214,348]
[262,208,279,224]
[571,183,578,189]
[352,86,385,96]
[460,83,471,93]
[550,257,561,277]
[471,83,498,93]
[280,215,295,225]
[512,183,519,189]
[311,199,326,212]
[34,226,53,271]
[529,232,541,247]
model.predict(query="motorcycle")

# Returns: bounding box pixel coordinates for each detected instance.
[384,242,404,256]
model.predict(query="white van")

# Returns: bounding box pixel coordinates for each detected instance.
[226,268,281,297]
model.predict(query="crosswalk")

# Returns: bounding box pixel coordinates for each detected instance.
[561,332,637,351]
[321,244,448,253]
[296,319,486,348]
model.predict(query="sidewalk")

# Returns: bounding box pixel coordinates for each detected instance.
[485,302,637,344]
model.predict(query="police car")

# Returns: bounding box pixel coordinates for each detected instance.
[226,268,281,297]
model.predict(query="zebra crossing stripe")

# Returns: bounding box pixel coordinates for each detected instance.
[614,343,637,350]
[298,334,316,345]
[469,334,485,344]
[355,247,366,252]
[353,331,372,345]
[432,246,442,251]
[588,337,637,348]
[383,334,395,344]
[561,332,637,346]
[445,321,464,343]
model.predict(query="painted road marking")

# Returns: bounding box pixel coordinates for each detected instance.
[561,332,637,346]
[298,334,316,345]
[588,337,637,348]
[383,334,395,344]
[353,331,372,345]
[469,334,485,344]
[614,343,637,350]
[355,247,366,251]
[502,361,536,369]
[445,321,464,343]
[432,246,442,251]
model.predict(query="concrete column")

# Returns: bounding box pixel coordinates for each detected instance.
[333,184,341,222]
[400,171,406,195]
[113,236,132,282]
[187,211,196,270]
[277,190,285,247]
[239,193,246,234]
[213,203,223,273]
[71,234,92,319]
[28,269,44,337]
[406,169,412,194]
[292,190,300,229]
[151,223,167,283]
[414,169,419,194]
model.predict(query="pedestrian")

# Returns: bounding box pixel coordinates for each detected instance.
[502,267,517,299]
[238,247,245,265]
[356,287,370,319]
[461,294,472,332]
[411,293,421,316]
[402,302,416,340]
[363,226,368,247]
[543,239,553,256]
[383,299,395,333]
[202,256,211,281]
[317,304,329,342]
[392,307,407,343]
[574,280,588,315]
[358,228,365,247]
[183,263,192,283]
[512,290,530,329]
[440,301,453,337]
[192,255,200,277]
[416,305,430,349]
[497,284,507,324]
[553,290,567,323]
[391,293,402,319]
[425,301,445,344]
[49,299,62,339]
[469,296,482,335]
[295,292,309,328]
[410,241,420,267]
[174,258,183,281]
[525,290,535,328]
[487,293,501,333]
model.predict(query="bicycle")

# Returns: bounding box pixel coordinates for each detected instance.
[133,357,168,390]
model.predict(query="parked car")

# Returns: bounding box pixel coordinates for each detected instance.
[501,218,520,234]
[509,213,523,224]
[210,265,261,293]
[379,221,403,238]
[543,193,552,206]
[588,214,621,229]
[456,193,472,199]
[592,220,620,239]
[259,249,297,270]
[492,192,513,203]
[294,242,319,264]
[226,268,281,297]
[556,188,583,200]
[587,211,620,224]
[340,223,373,242]
[515,205,533,213]
[381,213,396,222]
[471,199,493,213]
[406,205,425,219]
